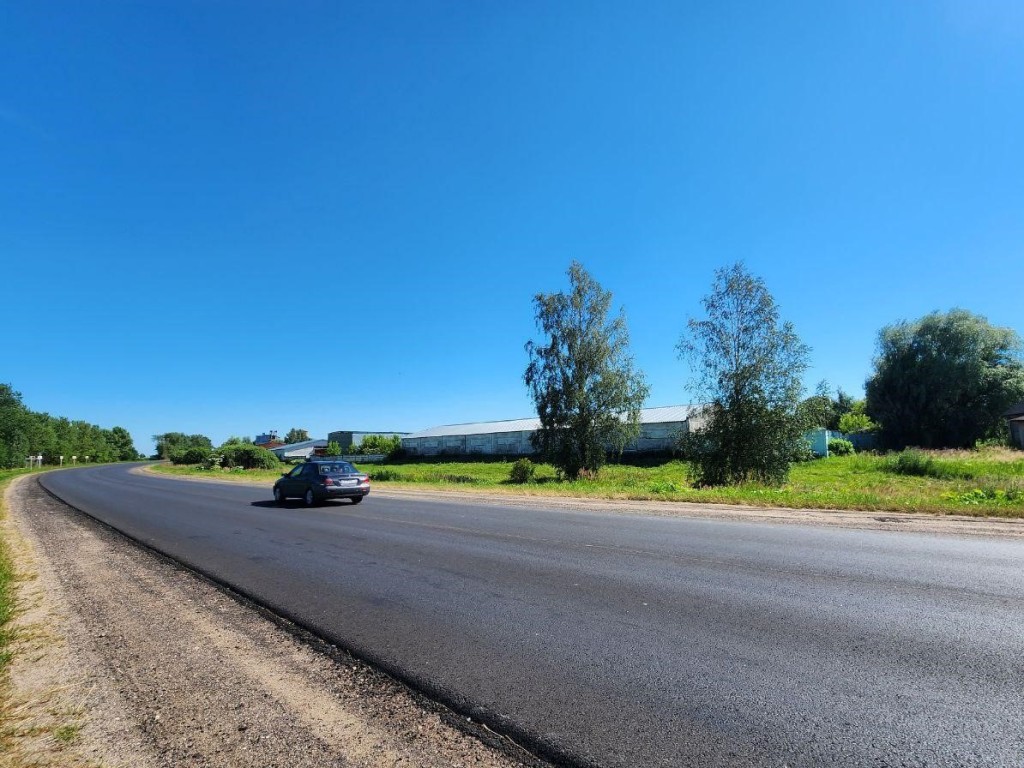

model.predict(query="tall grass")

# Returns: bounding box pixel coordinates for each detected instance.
[883,448,1024,481]
[884,450,969,480]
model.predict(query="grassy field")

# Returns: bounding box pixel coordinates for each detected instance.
[152,447,1024,517]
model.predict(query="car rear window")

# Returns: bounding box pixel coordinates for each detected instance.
[317,463,355,475]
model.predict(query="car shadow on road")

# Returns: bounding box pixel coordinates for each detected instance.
[249,500,359,509]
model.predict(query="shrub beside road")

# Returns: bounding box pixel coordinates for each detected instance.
[152,447,1024,517]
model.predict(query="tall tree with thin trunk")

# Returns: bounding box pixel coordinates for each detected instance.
[525,262,649,480]
[679,263,810,486]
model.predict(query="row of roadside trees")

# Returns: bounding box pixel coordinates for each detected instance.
[154,431,405,467]
[0,384,139,468]
[524,262,1024,486]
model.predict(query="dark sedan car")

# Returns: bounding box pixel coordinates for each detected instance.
[273,459,370,506]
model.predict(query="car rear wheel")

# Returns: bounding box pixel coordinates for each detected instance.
[274,487,286,505]
[350,496,363,505]
[303,488,316,507]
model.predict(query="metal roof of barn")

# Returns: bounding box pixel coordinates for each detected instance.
[405,417,540,439]
[335,430,410,435]
[404,405,699,439]
[639,404,700,423]
[1004,401,1024,418]
[271,439,328,451]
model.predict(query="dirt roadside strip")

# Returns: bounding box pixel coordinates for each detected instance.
[1,475,544,768]
[138,465,1024,540]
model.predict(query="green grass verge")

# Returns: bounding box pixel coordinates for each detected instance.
[151,447,1024,517]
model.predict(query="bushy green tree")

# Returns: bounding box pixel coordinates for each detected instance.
[679,263,810,486]
[838,411,876,435]
[865,309,1024,449]
[108,426,138,461]
[284,428,309,444]
[324,440,343,456]
[525,262,649,480]
[0,384,32,468]
[171,446,212,465]
[796,382,834,429]
[797,385,858,431]
[153,433,213,460]
[219,444,279,469]
[351,434,403,456]
[831,390,856,430]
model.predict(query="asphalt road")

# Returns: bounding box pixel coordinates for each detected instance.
[40,464,1024,767]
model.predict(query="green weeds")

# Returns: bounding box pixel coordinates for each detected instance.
[53,723,80,744]
[884,449,972,480]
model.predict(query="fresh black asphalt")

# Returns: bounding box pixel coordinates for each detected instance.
[39,464,1024,767]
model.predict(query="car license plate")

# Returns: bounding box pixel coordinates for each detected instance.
[339,479,357,486]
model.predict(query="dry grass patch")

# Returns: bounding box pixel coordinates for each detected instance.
[0,470,95,768]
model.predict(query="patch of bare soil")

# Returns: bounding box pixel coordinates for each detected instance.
[2,476,542,768]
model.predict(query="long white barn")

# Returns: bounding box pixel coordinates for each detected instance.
[401,405,701,456]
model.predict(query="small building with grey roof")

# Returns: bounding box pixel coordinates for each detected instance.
[401,405,702,457]
[268,439,328,462]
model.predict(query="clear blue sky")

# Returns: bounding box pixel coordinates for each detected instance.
[3,2,1022,453]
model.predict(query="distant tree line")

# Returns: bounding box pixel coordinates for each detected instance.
[0,383,139,468]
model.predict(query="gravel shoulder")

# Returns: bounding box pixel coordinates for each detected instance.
[139,466,1024,540]
[2,475,542,768]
